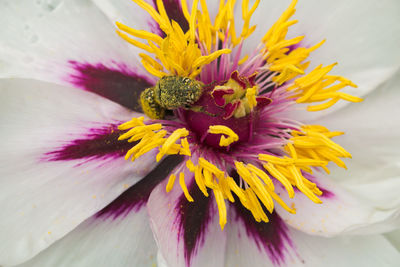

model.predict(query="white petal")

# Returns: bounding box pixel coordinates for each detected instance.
[0,0,154,85]
[0,79,157,266]
[292,0,400,117]
[16,208,157,267]
[147,177,227,267]
[157,250,170,267]
[315,70,400,184]
[385,229,400,251]
[292,70,400,235]
[293,0,400,88]
[224,203,297,266]
[274,171,399,237]
[289,230,400,267]
[225,209,400,267]
[247,0,399,115]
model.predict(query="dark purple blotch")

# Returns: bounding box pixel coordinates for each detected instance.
[176,181,212,266]
[44,124,132,162]
[303,172,335,199]
[233,201,293,266]
[68,61,153,112]
[96,155,183,219]
[153,0,189,36]
[232,172,293,265]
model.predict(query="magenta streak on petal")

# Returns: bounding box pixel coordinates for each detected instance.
[152,0,189,36]
[230,171,293,266]
[175,181,212,267]
[303,172,335,199]
[96,155,183,219]
[68,61,153,112]
[233,201,293,266]
[44,124,132,162]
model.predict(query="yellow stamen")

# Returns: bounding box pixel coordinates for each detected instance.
[245,86,258,109]
[194,165,209,197]
[180,137,192,156]
[246,163,275,190]
[156,128,189,162]
[198,157,225,178]
[179,172,194,202]
[116,22,163,45]
[166,173,177,192]
[118,116,145,130]
[208,125,239,147]
[214,188,227,230]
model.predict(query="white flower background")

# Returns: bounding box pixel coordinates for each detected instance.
[0,0,399,266]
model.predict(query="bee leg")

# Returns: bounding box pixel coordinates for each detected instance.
[186,105,217,117]
[140,87,166,119]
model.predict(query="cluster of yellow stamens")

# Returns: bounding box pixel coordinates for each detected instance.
[116,0,231,78]
[118,117,191,162]
[116,0,360,229]
[183,0,260,49]
[288,64,363,111]
[288,125,352,171]
[118,116,351,229]
[261,0,362,111]
[261,0,322,85]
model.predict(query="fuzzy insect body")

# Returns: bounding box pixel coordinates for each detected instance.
[140,76,203,119]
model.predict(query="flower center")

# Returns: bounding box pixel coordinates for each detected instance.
[182,71,271,149]
[115,0,362,229]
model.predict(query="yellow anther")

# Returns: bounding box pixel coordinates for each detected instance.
[226,177,246,203]
[208,125,239,147]
[246,163,275,190]
[245,86,258,109]
[116,31,154,53]
[218,176,235,202]
[263,162,295,198]
[166,173,177,192]
[214,188,227,230]
[234,161,274,212]
[118,124,162,140]
[157,128,189,162]
[288,63,361,111]
[131,0,170,33]
[118,117,145,130]
[135,138,165,159]
[202,168,214,188]
[180,0,191,21]
[194,165,209,197]
[189,0,200,42]
[288,165,322,204]
[198,157,225,178]
[266,188,296,214]
[186,159,196,172]
[116,22,163,45]
[180,138,191,156]
[179,172,194,202]
[244,188,269,223]
[124,134,152,161]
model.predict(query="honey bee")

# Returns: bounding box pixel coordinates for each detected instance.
[140,76,203,119]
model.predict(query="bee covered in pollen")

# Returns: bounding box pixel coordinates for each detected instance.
[140,76,203,119]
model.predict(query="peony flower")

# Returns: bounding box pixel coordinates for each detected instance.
[1,0,399,266]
